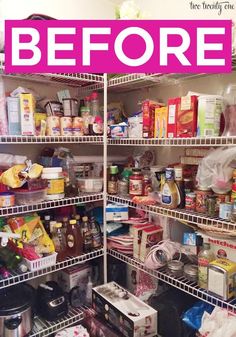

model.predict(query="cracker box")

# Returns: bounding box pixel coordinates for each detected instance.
[167,97,180,138]
[57,264,92,293]
[7,97,21,135]
[106,203,129,221]
[133,223,154,259]
[177,95,198,138]
[142,100,164,138]
[139,226,163,262]
[154,106,167,138]
[19,93,35,135]
[92,282,157,337]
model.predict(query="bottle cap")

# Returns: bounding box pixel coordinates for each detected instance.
[91,92,98,99]
[69,220,77,225]
[55,223,62,228]
[82,216,88,222]
[44,215,50,221]
[110,166,118,174]
[63,217,68,222]
[75,215,80,220]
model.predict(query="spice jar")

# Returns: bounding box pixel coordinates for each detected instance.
[129,169,143,197]
[143,174,153,196]
[195,187,212,213]
[184,178,194,194]
[206,195,217,217]
[184,264,198,282]
[167,260,184,277]
[108,166,118,195]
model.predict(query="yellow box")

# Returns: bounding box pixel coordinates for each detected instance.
[154,107,167,138]
[208,258,236,300]
[20,93,36,135]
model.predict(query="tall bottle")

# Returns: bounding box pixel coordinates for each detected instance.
[90,92,99,116]
[81,216,93,253]
[43,215,51,236]
[108,166,119,195]
[174,166,185,208]
[62,217,69,235]
[90,216,102,249]
[66,219,83,256]
[52,223,66,261]
[161,168,179,209]
[198,243,215,289]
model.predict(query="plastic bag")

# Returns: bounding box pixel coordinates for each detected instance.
[182,301,213,331]
[196,147,236,193]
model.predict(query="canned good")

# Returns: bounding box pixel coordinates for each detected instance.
[184,264,198,282]
[206,195,217,217]
[167,260,184,277]
[60,117,72,136]
[73,117,84,136]
[0,192,15,207]
[196,187,212,213]
[185,192,196,211]
[215,193,230,213]
[219,202,232,220]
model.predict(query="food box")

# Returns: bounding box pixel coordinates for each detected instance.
[142,100,164,138]
[167,97,180,138]
[139,226,163,262]
[110,124,128,138]
[92,282,157,337]
[19,93,36,135]
[57,264,92,292]
[180,156,202,165]
[7,97,21,135]
[133,223,154,259]
[185,147,211,157]
[154,106,167,138]
[177,95,198,138]
[106,203,129,221]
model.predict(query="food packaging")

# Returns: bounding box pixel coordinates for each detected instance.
[133,223,154,259]
[128,115,143,138]
[110,124,128,138]
[140,226,163,262]
[154,107,167,138]
[142,100,164,138]
[42,167,65,199]
[60,117,73,136]
[73,117,84,136]
[77,178,103,193]
[92,282,157,337]
[177,95,198,138]
[0,192,15,207]
[58,264,92,292]
[7,97,21,135]
[19,93,36,136]
[62,98,78,117]
[14,188,47,205]
[167,97,180,138]
[34,112,47,136]
[45,101,63,117]
[46,116,61,136]
[106,203,128,221]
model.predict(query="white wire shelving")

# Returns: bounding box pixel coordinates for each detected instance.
[107,195,236,233]
[108,136,236,147]
[108,249,236,313]
[30,307,84,337]
[0,193,103,217]
[0,249,104,289]
[0,135,104,144]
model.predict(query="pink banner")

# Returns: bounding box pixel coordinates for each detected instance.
[5,20,232,73]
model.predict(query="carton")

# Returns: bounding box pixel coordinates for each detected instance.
[7,97,21,135]
[19,93,35,135]
[154,106,167,138]
[139,226,163,262]
[133,223,154,259]
[106,203,129,221]
[142,100,164,138]
[167,97,180,138]
[177,95,198,138]
[57,264,92,292]
[92,282,157,337]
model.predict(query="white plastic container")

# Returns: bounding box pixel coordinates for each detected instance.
[128,115,143,138]
[77,178,103,193]
[42,167,65,200]
[24,253,57,271]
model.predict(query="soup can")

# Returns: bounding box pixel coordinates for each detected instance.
[185,193,196,211]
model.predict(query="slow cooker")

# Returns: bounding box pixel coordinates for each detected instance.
[0,284,34,337]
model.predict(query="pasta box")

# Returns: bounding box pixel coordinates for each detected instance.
[167,97,180,138]
[92,282,157,337]
[106,203,129,221]
[177,95,198,138]
[142,100,164,138]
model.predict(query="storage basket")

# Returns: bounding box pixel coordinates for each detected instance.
[24,253,57,272]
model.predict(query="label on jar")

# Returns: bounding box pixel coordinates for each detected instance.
[129,179,143,196]
[185,193,196,210]
[108,181,118,194]
[196,190,211,213]
[67,234,75,248]
[161,184,172,205]
[48,178,65,195]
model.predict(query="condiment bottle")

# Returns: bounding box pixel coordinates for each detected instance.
[161,168,179,209]
[43,215,51,236]
[108,166,119,195]
[174,166,185,209]
[184,178,194,194]
[198,243,215,289]
[90,216,102,249]
[117,169,132,197]
[66,219,83,256]
[129,168,144,197]
[81,216,93,253]
[52,223,66,261]
[90,92,99,116]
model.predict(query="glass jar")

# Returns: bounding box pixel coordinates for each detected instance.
[184,264,198,282]
[222,84,236,136]
[167,260,184,277]
[129,169,143,197]
[195,187,213,213]
[206,195,217,217]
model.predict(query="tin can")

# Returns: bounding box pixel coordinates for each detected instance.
[185,193,196,211]
[219,202,232,220]
[206,195,217,217]
[215,193,230,214]
[73,117,84,136]
[60,117,72,136]
[196,187,212,213]
[0,192,15,207]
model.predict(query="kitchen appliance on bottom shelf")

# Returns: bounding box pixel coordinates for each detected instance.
[0,284,34,337]
[36,281,68,321]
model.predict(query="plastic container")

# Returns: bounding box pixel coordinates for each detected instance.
[0,192,15,207]
[73,117,84,136]
[222,84,236,136]
[23,253,57,271]
[62,98,78,117]
[45,101,63,117]
[60,117,73,136]
[14,188,47,205]
[77,178,103,193]
[46,116,61,136]
[42,167,65,200]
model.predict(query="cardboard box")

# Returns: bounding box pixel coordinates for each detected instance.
[154,106,167,138]
[167,97,180,138]
[57,264,91,293]
[140,226,163,262]
[133,223,154,259]
[106,203,129,221]
[177,95,198,138]
[142,100,164,138]
[19,93,35,135]
[7,97,21,135]
[92,282,157,337]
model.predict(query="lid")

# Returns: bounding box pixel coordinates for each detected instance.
[110,166,118,174]
[167,260,184,271]
[14,187,46,193]
[75,215,80,220]
[0,284,33,315]
[132,168,142,174]
[50,221,57,225]
[184,178,193,182]
[184,264,198,276]
[44,215,50,221]
[0,192,15,196]
[55,223,62,228]
[82,216,88,222]
[197,186,211,191]
[122,169,132,179]
[45,100,61,107]
[42,167,62,174]
[62,98,78,102]
[69,220,76,225]
[63,217,68,222]
[186,192,196,197]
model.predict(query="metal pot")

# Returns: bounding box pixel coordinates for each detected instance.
[0,285,34,337]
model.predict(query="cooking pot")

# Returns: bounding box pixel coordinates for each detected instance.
[0,284,34,337]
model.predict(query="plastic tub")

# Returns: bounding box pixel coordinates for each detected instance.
[77,178,103,193]
[14,188,47,205]
[23,253,57,271]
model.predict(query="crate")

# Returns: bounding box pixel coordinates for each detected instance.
[24,253,57,272]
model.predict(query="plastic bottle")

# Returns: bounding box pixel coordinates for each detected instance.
[43,215,51,236]
[108,166,119,195]
[49,220,57,236]
[90,216,102,249]
[90,92,99,116]
[62,217,69,235]
[174,166,185,209]
[52,223,66,261]
[81,216,93,253]
[85,274,93,305]
[161,168,179,209]
[198,243,215,289]
[84,96,91,109]
[66,219,83,256]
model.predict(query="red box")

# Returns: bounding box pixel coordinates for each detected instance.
[177,95,198,138]
[167,97,180,138]
[142,100,164,138]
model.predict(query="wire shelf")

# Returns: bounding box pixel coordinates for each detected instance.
[0,193,103,218]
[108,249,236,313]
[0,135,104,144]
[30,307,84,337]
[0,249,104,290]
[107,195,236,232]
[108,136,236,147]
